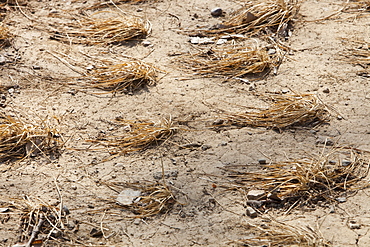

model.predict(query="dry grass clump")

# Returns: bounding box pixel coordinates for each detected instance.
[345,0,370,13]
[87,117,177,155]
[231,221,331,246]
[0,24,12,48]
[216,93,330,130]
[52,11,151,45]
[191,0,299,36]
[340,38,370,76]
[0,113,62,161]
[105,181,176,218]
[7,196,69,246]
[85,60,159,94]
[178,41,281,78]
[223,148,369,208]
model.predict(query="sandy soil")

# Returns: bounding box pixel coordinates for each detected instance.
[0,0,370,246]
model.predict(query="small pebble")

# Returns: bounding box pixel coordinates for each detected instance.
[268,49,276,55]
[323,88,330,93]
[342,160,351,166]
[247,190,266,200]
[246,206,258,218]
[216,39,227,45]
[71,185,77,190]
[8,88,14,94]
[213,119,224,125]
[211,7,223,17]
[137,8,143,12]
[337,115,343,120]
[329,205,335,213]
[86,65,94,70]
[258,159,267,164]
[349,223,361,229]
[282,88,289,94]
[142,40,152,47]
[133,218,141,225]
[201,144,212,151]
[220,141,227,146]
[32,65,41,70]
[336,197,346,203]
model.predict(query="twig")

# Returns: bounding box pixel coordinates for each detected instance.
[25,214,44,247]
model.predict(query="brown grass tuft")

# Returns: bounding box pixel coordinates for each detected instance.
[86,117,177,155]
[52,11,151,45]
[231,221,331,246]
[340,38,370,77]
[105,181,176,218]
[0,113,63,161]
[222,148,369,210]
[216,93,330,130]
[189,0,299,37]
[177,40,282,79]
[84,60,159,94]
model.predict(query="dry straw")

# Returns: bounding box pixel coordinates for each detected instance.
[178,41,281,78]
[222,148,369,208]
[340,38,370,76]
[52,11,151,45]
[85,60,159,94]
[190,0,299,36]
[0,24,11,48]
[105,181,176,218]
[87,117,177,155]
[0,113,62,161]
[231,221,331,246]
[216,93,330,130]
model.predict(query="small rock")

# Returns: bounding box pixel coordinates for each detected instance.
[212,119,224,125]
[244,12,257,23]
[282,88,289,94]
[216,39,227,45]
[8,88,14,94]
[323,88,330,93]
[153,170,178,180]
[235,77,250,84]
[249,83,256,91]
[32,65,41,70]
[337,115,343,120]
[247,190,266,200]
[142,40,152,47]
[267,192,281,201]
[268,49,276,55]
[117,188,141,205]
[336,197,346,203]
[51,229,61,238]
[211,7,223,17]
[71,185,77,190]
[349,223,361,229]
[0,55,7,64]
[0,208,9,213]
[258,159,267,164]
[67,89,76,95]
[342,160,351,166]
[201,144,212,151]
[86,65,94,70]
[220,141,227,146]
[133,218,141,225]
[137,8,143,12]
[246,206,258,218]
[90,228,103,237]
[329,205,335,213]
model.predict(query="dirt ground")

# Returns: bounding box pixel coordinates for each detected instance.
[0,0,370,246]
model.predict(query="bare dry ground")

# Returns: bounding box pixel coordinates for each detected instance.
[0,0,370,246]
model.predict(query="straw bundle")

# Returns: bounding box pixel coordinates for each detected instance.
[217,93,330,130]
[107,181,176,218]
[0,24,11,48]
[231,221,331,246]
[191,0,299,36]
[341,38,370,76]
[52,11,151,45]
[87,117,177,155]
[178,42,281,78]
[9,196,68,246]
[223,149,369,207]
[85,60,158,93]
[0,113,62,160]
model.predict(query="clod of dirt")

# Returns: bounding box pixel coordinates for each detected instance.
[117,188,142,205]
